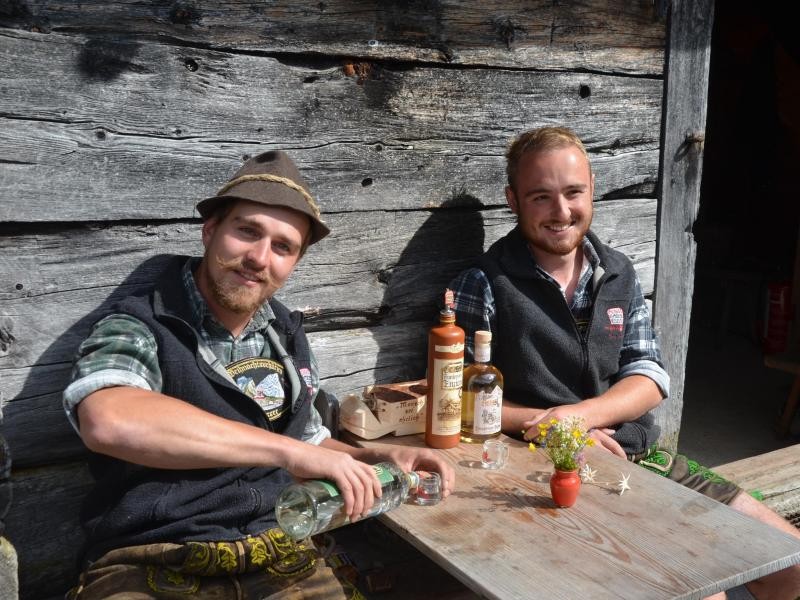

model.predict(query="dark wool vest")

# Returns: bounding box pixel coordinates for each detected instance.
[80,256,314,562]
[479,227,658,455]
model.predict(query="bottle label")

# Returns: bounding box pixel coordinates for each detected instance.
[431,358,463,435]
[317,463,396,499]
[474,344,490,364]
[472,386,503,435]
[318,480,339,498]
[373,463,396,486]
[435,342,464,354]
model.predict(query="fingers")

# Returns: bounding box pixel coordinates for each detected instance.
[426,454,455,498]
[339,460,380,521]
[589,429,626,458]
[285,444,381,522]
[384,448,456,499]
[521,425,537,442]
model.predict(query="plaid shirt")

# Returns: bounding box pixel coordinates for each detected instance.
[450,238,669,396]
[63,258,329,443]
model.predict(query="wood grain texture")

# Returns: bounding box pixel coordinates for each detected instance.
[0,29,661,222]
[1,0,666,74]
[651,0,715,453]
[715,445,800,519]
[353,434,800,599]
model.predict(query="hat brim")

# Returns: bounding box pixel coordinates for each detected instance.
[196,194,330,245]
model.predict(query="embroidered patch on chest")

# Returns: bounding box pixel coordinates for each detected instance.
[299,367,315,394]
[605,307,624,337]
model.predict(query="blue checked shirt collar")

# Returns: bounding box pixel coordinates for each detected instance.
[532,238,598,319]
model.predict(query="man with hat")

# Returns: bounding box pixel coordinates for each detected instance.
[63,151,455,599]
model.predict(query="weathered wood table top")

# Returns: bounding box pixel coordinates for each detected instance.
[349,433,800,600]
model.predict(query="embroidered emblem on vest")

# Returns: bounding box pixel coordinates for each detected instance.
[299,367,314,394]
[606,307,624,337]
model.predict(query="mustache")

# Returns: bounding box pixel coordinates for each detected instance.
[214,255,272,284]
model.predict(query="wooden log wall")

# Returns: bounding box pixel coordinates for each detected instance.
[0,2,670,597]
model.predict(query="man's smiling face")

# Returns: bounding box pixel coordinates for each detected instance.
[196,200,309,330]
[505,145,594,260]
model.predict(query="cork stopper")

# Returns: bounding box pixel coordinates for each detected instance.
[439,288,456,323]
[474,330,492,346]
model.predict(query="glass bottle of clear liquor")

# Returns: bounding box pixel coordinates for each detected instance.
[275,462,421,541]
[461,330,504,443]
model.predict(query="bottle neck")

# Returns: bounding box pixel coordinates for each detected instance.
[474,343,491,364]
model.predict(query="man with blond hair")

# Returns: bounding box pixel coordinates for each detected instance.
[450,126,800,599]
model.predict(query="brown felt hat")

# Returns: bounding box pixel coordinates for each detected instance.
[196,150,330,245]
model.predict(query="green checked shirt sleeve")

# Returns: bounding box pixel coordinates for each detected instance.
[63,314,162,433]
[63,312,330,445]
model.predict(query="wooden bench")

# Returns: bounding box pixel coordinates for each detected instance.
[714,444,800,527]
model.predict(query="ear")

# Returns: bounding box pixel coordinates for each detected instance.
[201,217,218,248]
[505,185,520,214]
[590,172,595,202]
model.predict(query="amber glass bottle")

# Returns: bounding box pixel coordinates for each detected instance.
[425,290,464,449]
[460,330,503,443]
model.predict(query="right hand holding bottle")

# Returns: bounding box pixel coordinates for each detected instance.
[282,443,382,521]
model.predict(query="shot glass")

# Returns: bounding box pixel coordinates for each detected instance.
[415,472,442,506]
[481,438,509,470]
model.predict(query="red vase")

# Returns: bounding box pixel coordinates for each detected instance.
[550,469,581,507]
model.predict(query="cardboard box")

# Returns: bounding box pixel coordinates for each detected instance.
[340,379,427,439]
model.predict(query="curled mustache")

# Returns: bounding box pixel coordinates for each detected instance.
[214,255,272,285]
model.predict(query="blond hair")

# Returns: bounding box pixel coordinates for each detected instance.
[505,127,591,188]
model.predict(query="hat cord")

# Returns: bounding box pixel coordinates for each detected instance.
[215,174,322,220]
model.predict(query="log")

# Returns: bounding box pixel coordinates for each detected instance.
[0,29,662,222]
[1,0,665,74]
[651,0,714,453]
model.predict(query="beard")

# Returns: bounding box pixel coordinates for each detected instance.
[208,255,276,314]
[524,213,591,257]
[528,227,587,256]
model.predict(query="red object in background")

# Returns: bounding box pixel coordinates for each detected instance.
[763,281,792,354]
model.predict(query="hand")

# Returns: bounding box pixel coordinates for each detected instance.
[374,446,456,500]
[588,428,626,458]
[282,443,382,522]
[521,405,588,441]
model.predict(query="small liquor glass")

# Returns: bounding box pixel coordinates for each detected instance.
[415,472,442,506]
[481,439,509,470]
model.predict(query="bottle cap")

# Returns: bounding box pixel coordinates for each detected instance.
[475,330,492,345]
[439,289,456,322]
[407,471,421,491]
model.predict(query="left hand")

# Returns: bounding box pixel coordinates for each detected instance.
[521,405,589,441]
[373,446,455,499]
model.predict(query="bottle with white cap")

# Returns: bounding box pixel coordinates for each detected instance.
[461,330,504,443]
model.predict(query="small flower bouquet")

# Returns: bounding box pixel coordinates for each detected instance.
[529,416,594,472]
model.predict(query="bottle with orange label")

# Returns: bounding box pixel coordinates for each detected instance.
[425,289,465,449]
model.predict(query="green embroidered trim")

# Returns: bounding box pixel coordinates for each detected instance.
[184,542,212,574]
[685,458,731,485]
[146,566,200,595]
[215,542,238,573]
[637,446,673,477]
[247,535,269,566]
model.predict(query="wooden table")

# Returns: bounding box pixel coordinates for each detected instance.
[350,433,800,599]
